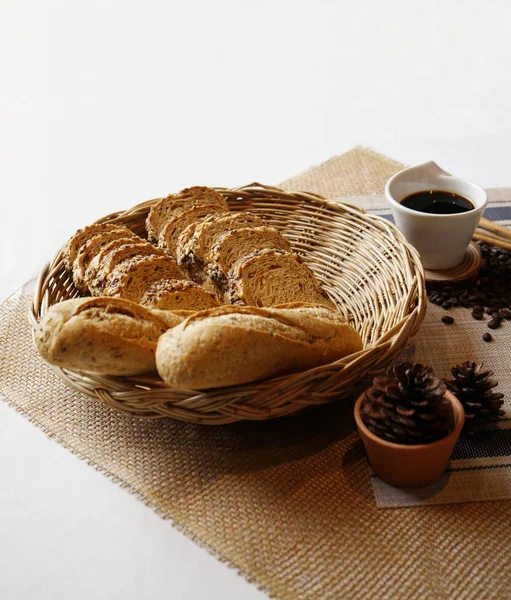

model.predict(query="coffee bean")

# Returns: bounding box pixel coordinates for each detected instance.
[426,240,511,327]
[483,333,493,342]
[441,316,454,325]
[488,319,501,329]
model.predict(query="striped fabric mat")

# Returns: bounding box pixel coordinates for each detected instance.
[340,189,511,508]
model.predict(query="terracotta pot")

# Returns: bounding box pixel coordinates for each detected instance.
[354,390,465,488]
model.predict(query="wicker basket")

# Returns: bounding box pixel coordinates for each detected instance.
[29,183,426,424]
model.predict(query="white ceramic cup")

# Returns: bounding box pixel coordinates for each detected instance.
[385,162,487,270]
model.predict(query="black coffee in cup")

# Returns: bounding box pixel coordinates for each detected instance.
[401,190,474,214]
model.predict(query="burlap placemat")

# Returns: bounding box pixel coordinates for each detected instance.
[1,148,510,600]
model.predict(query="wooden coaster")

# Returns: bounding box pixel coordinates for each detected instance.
[425,242,483,283]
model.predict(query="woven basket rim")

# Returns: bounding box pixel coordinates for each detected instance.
[29,183,426,423]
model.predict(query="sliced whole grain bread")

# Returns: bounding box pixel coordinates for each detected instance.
[87,240,164,296]
[174,214,227,270]
[158,204,227,258]
[72,227,139,291]
[63,223,133,272]
[140,279,221,311]
[146,187,229,243]
[104,254,186,303]
[207,226,292,289]
[85,237,145,291]
[226,249,335,309]
[177,212,266,281]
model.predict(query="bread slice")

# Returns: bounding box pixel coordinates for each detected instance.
[104,255,186,303]
[63,223,133,272]
[85,237,146,292]
[140,279,221,311]
[155,305,363,389]
[177,212,266,281]
[207,226,292,289]
[34,296,185,375]
[158,204,226,257]
[87,240,164,296]
[226,249,335,309]
[72,228,139,291]
[146,187,229,243]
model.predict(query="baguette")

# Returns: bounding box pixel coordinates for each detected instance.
[35,297,185,375]
[156,305,363,389]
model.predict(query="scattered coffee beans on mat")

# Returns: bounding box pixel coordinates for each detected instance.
[427,242,511,334]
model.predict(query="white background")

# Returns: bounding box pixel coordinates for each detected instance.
[1,1,511,599]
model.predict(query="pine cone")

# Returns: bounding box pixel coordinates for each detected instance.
[446,361,505,426]
[361,362,453,445]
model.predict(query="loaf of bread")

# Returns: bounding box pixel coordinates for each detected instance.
[146,187,229,243]
[35,297,186,375]
[156,304,363,389]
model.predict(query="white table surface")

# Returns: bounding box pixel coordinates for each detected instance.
[2,2,511,599]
